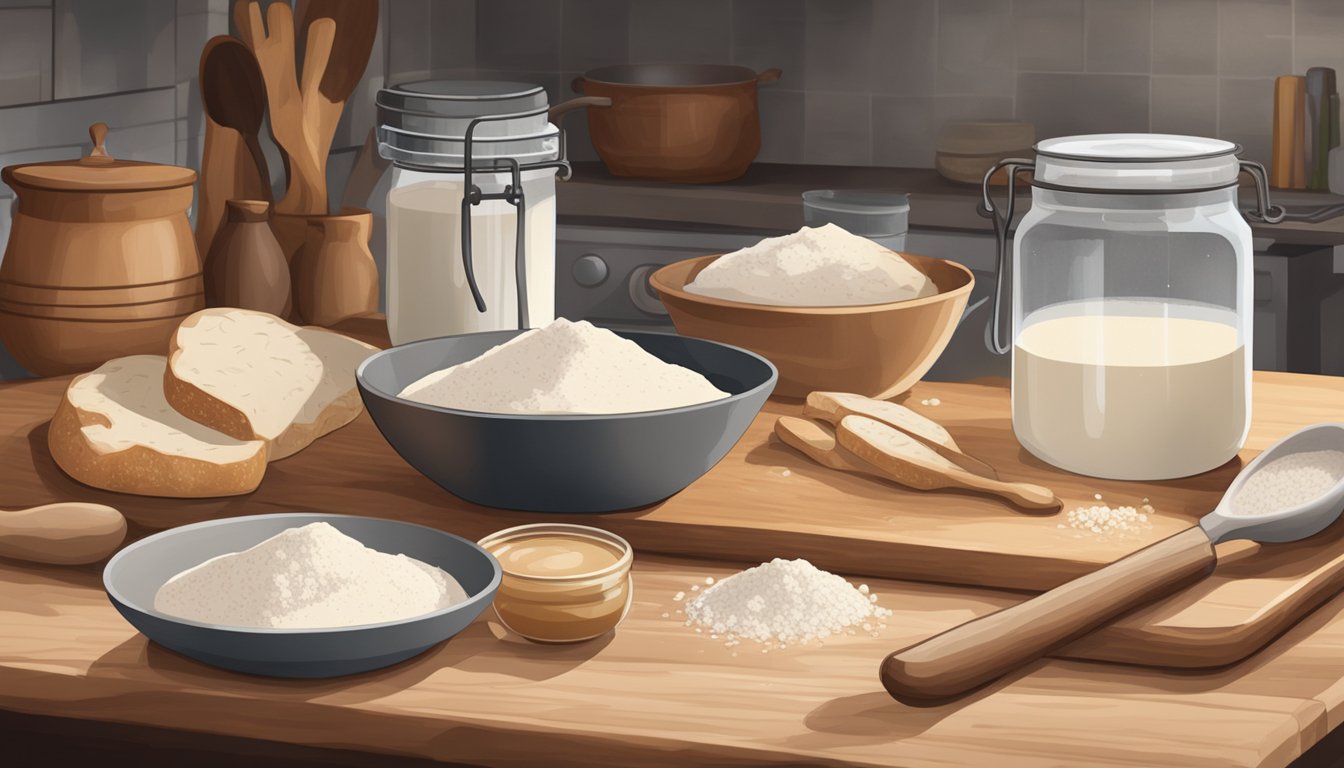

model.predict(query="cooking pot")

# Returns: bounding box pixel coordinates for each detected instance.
[573,64,782,183]
[0,123,202,375]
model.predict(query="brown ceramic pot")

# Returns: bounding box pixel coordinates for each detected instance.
[204,199,291,315]
[0,123,202,375]
[573,64,781,183]
[290,208,379,326]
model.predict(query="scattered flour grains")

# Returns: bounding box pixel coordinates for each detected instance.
[397,317,729,414]
[682,558,892,649]
[684,223,937,307]
[153,522,467,629]
[1061,497,1155,535]
[1230,450,1344,517]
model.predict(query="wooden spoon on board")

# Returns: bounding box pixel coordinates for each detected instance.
[775,416,1057,511]
[836,415,1060,510]
[803,391,999,479]
[196,35,272,259]
[0,503,127,565]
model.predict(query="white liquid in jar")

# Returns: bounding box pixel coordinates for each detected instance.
[386,175,556,345]
[1012,303,1248,480]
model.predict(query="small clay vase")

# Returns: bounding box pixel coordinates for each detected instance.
[290,207,379,326]
[204,199,291,315]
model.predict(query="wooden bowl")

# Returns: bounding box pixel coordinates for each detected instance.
[649,253,974,400]
[0,310,194,375]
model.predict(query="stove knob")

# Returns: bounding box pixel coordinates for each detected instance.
[628,264,668,316]
[572,254,609,287]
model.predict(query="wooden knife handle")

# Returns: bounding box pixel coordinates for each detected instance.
[880,525,1216,705]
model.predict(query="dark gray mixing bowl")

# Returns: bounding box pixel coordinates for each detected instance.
[104,514,501,678]
[357,330,777,513]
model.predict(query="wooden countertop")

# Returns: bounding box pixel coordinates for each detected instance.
[3,342,1344,765]
[557,162,1344,248]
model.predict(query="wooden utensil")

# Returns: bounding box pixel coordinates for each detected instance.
[837,415,1058,509]
[803,391,999,479]
[775,416,1056,511]
[0,502,126,565]
[197,35,272,260]
[880,422,1344,705]
[296,0,380,213]
[236,1,332,215]
[1273,76,1299,189]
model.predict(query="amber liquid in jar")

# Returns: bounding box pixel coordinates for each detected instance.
[480,526,633,644]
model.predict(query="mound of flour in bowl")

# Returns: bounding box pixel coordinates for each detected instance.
[684,223,937,306]
[397,318,730,414]
[153,522,467,629]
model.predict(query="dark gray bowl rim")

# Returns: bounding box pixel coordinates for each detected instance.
[356,328,779,422]
[103,513,503,636]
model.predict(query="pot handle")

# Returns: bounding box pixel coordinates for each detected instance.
[756,68,783,85]
[548,95,612,123]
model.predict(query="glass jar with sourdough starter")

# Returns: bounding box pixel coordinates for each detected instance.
[377,81,604,344]
[981,134,1283,481]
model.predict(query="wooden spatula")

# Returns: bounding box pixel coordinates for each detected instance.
[837,416,1059,510]
[0,503,127,565]
[804,391,999,479]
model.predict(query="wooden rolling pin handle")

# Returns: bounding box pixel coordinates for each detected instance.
[880,525,1216,705]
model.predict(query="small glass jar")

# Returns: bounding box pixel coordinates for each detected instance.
[477,523,633,644]
[982,134,1283,480]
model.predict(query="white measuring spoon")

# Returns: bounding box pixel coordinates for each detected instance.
[881,423,1344,705]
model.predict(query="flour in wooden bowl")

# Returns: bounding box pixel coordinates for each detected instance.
[153,522,467,629]
[397,318,729,414]
[684,223,937,307]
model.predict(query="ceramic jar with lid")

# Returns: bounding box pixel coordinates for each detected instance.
[0,123,203,375]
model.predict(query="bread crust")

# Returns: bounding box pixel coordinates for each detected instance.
[48,379,267,498]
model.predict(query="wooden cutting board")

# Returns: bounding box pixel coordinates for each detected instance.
[2,365,1343,670]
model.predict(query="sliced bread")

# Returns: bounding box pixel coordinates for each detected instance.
[163,308,377,460]
[49,355,267,497]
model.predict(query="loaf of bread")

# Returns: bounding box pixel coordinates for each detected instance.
[48,355,267,497]
[163,308,377,461]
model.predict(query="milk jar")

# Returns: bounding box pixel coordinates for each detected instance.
[980,135,1283,480]
[377,81,582,344]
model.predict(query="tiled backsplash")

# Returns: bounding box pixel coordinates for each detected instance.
[390,0,1344,169]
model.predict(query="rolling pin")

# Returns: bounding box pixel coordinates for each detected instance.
[0,503,127,565]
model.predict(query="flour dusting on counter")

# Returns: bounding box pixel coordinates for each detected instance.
[685,223,937,306]
[397,318,729,414]
[154,522,466,628]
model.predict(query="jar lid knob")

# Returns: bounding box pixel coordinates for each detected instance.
[84,122,114,165]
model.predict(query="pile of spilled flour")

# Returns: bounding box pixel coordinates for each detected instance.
[676,558,892,651]
[154,522,467,629]
[685,223,938,307]
[1230,449,1344,516]
[397,318,729,414]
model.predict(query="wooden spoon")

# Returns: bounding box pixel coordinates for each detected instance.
[0,503,127,565]
[237,1,332,215]
[197,35,272,259]
[297,0,380,199]
[776,416,1057,511]
[804,391,999,479]
[837,415,1059,510]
